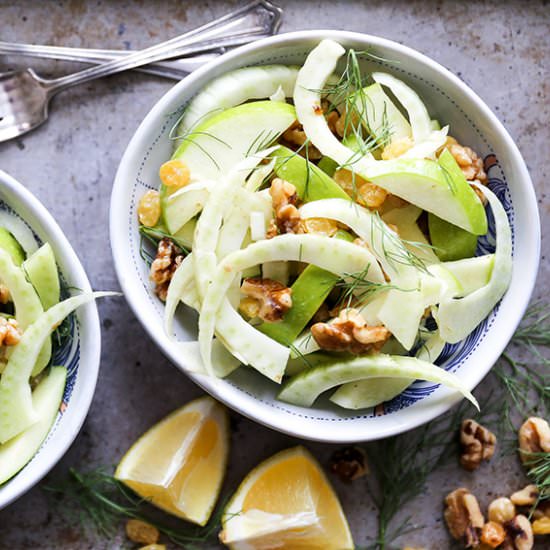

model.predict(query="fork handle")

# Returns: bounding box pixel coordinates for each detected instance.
[42,0,282,94]
[0,42,223,80]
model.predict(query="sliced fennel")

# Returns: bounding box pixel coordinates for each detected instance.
[0,211,38,257]
[435,184,512,343]
[382,205,440,265]
[175,340,240,378]
[416,329,446,363]
[440,254,494,297]
[371,72,432,142]
[193,149,276,300]
[0,366,66,484]
[215,301,290,382]
[176,65,299,138]
[359,82,411,143]
[0,292,115,443]
[299,198,421,281]
[199,234,384,374]
[164,256,289,381]
[294,39,374,168]
[165,254,195,338]
[278,354,478,409]
[330,377,412,410]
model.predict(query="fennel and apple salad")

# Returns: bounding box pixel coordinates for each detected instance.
[137,40,512,411]
[0,212,108,484]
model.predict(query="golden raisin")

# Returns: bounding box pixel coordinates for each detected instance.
[125,519,159,545]
[480,521,506,547]
[159,159,190,189]
[381,136,414,160]
[138,190,161,227]
[303,217,339,236]
[532,516,550,535]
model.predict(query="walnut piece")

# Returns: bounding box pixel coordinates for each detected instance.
[518,416,550,464]
[149,238,184,301]
[329,446,369,482]
[442,136,488,184]
[510,484,539,507]
[0,317,21,347]
[282,121,322,159]
[488,497,516,524]
[443,488,484,548]
[311,308,391,355]
[240,278,292,323]
[503,515,534,550]
[459,418,496,471]
[125,519,159,545]
[268,178,304,237]
[481,521,506,548]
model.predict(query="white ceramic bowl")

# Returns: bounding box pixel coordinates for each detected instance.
[110,31,540,442]
[0,170,101,509]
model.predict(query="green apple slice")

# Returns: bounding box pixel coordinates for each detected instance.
[363,150,487,235]
[162,101,296,234]
[176,65,299,138]
[0,366,66,484]
[272,146,350,202]
[0,227,25,266]
[23,243,60,311]
[428,213,478,261]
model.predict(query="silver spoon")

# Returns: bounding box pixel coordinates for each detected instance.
[0,0,282,81]
[0,0,282,143]
[0,44,222,80]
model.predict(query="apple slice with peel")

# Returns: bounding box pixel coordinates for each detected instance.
[162,101,296,234]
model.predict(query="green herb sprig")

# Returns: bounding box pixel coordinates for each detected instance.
[45,468,230,549]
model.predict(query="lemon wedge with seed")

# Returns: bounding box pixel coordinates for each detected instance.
[219,446,354,549]
[115,396,229,526]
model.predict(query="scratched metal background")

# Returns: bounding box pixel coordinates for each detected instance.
[0,1,548,548]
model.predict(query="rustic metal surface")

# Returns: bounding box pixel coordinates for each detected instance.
[0,1,548,548]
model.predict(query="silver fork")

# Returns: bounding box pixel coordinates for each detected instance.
[0,0,282,143]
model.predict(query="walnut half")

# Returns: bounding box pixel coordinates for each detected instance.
[444,488,485,548]
[149,238,184,301]
[240,278,292,323]
[267,178,304,237]
[329,446,369,482]
[459,418,496,471]
[502,515,534,550]
[518,416,550,464]
[311,308,391,355]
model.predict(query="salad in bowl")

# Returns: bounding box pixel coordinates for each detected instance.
[111,31,538,441]
[0,170,108,508]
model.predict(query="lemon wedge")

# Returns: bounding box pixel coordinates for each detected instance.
[219,446,354,549]
[115,396,229,526]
